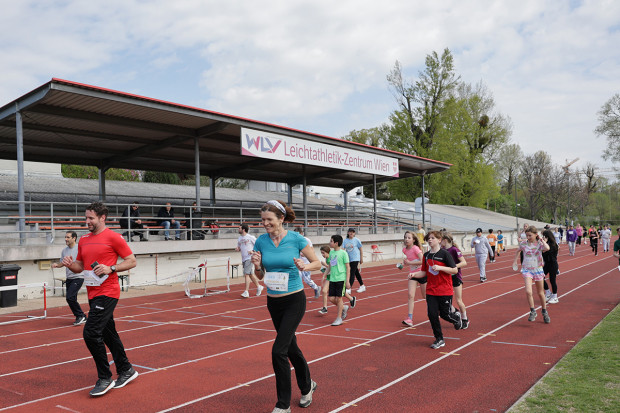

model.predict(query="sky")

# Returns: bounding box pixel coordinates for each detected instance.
[1,0,619,176]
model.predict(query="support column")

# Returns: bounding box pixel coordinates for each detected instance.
[373,174,377,234]
[98,167,107,201]
[287,183,293,206]
[195,137,201,207]
[210,176,216,206]
[422,173,426,230]
[16,109,25,245]
[302,165,307,230]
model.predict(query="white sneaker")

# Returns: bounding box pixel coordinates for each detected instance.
[256,285,264,296]
[545,290,551,301]
[357,285,366,293]
[342,305,349,320]
[548,294,559,304]
[331,318,343,326]
[241,290,250,298]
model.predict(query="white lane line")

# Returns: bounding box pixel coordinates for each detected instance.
[328,267,616,412]
[491,341,556,349]
[55,405,82,413]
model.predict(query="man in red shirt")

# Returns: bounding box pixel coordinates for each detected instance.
[63,201,138,397]
[410,230,462,349]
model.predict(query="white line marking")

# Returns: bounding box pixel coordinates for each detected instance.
[491,341,556,349]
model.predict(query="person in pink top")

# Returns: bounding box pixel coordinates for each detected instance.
[400,231,425,327]
[575,224,583,246]
[512,225,551,324]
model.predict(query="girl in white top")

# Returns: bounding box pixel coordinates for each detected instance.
[401,231,424,327]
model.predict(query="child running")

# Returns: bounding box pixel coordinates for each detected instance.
[614,227,620,271]
[487,229,497,262]
[318,245,356,315]
[441,233,469,329]
[512,225,551,323]
[471,228,493,282]
[496,230,504,256]
[542,229,560,304]
[324,235,351,326]
[401,231,425,327]
[410,231,463,349]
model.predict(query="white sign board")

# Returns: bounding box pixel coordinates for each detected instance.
[240,128,399,177]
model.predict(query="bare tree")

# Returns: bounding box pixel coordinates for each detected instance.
[495,144,523,194]
[594,93,620,163]
[519,151,553,220]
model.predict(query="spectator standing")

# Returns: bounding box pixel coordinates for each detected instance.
[471,228,493,282]
[157,202,181,240]
[415,223,426,250]
[343,228,365,292]
[62,201,138,396]
[52,231,87,326]
[120,202,146,241]
[236,224,263,298]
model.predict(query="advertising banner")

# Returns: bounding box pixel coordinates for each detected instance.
[241,128,399,177]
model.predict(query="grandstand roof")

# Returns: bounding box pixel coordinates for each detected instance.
[0,78,450,190]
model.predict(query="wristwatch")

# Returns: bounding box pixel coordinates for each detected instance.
[110,265,116,273]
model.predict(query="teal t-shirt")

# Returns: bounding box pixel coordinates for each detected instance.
[327,249,349,282]
[254,231,308,295]
[615,238,620,264]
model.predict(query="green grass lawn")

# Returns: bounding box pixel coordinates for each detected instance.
[509,304,620,412]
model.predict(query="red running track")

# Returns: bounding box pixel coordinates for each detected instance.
[0,245,618,412]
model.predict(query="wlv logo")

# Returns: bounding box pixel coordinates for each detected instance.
[245,134,282,154]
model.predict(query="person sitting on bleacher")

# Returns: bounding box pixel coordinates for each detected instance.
[120,202,147,241]
[157,202,181,241]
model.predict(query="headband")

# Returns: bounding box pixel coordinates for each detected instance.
[266,200,286,215]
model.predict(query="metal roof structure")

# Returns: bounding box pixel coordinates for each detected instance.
[0,78,450,191]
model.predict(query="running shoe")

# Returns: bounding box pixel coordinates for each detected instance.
[545,290,552,301]
[357,285,366,293]
[299,380,317,408]
[256,285,264,296]
[73,316,87,326]
[314,287,320,299]
[542,311,551,324]
[548,294,559,304]
[430,339,445,349]
[461,319,469,330]
[453,311,462,330]
[528,310,537,322]
[318,307,328,315]
[341,305,349,320]
[241,290,250,298]
[89,378,115,396]
[331,318,343,326]
[402,318,413,327]
[271,408,291,413]
[114,367,138,388]
[350,296,356,308]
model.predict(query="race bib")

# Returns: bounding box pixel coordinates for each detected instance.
[523,255,538,269]
[264,272,289,292]
[83,270,109,287]
[427,266,439,275]
[330,257,338,266]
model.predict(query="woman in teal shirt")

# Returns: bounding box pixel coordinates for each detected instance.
[251,200,321,413]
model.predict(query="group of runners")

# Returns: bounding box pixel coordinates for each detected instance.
[49,198,620,412]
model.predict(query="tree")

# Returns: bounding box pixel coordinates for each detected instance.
[387,48,460,157]
[143,171,181,185]
[494,143,523,194]
[519,151,553,219]
[594,93,620,163]
[61,165,140,181]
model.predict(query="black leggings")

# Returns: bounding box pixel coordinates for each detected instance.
[590,237,598,254]
[349,261,364,287]
[267,290,312,409]
[543,264,558,294]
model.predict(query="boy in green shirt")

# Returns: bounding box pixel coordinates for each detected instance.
[614,227,620,272]
[325,235,350,326]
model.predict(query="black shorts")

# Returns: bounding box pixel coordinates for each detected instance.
[409,275,427,284]
[328,280,346,297]
[452,275,463,287]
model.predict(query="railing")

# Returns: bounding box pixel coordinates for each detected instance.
[0,200,423,246]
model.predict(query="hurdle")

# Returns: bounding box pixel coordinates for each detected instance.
[184,257,231,299]
[0,282,48,325]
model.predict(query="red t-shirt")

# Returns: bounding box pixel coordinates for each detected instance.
[421,248,456,296]
[76,228,133,300]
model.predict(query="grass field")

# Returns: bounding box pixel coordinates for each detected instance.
[510,304,620,412]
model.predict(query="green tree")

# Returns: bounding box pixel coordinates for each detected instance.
[61,165,140,181]
[595,93,620,163]
[143,171,181,185]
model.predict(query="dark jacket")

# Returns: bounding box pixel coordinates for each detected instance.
[157,207,175,225]
[120,206,141,229]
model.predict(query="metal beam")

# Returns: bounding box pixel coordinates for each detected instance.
[16,109,25,245]
[28,104,197,136]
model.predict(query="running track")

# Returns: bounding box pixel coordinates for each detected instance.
[0,246,618,412]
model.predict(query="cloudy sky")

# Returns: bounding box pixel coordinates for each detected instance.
[1,0,618,173]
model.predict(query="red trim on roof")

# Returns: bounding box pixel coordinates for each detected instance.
[50,78,451,167]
